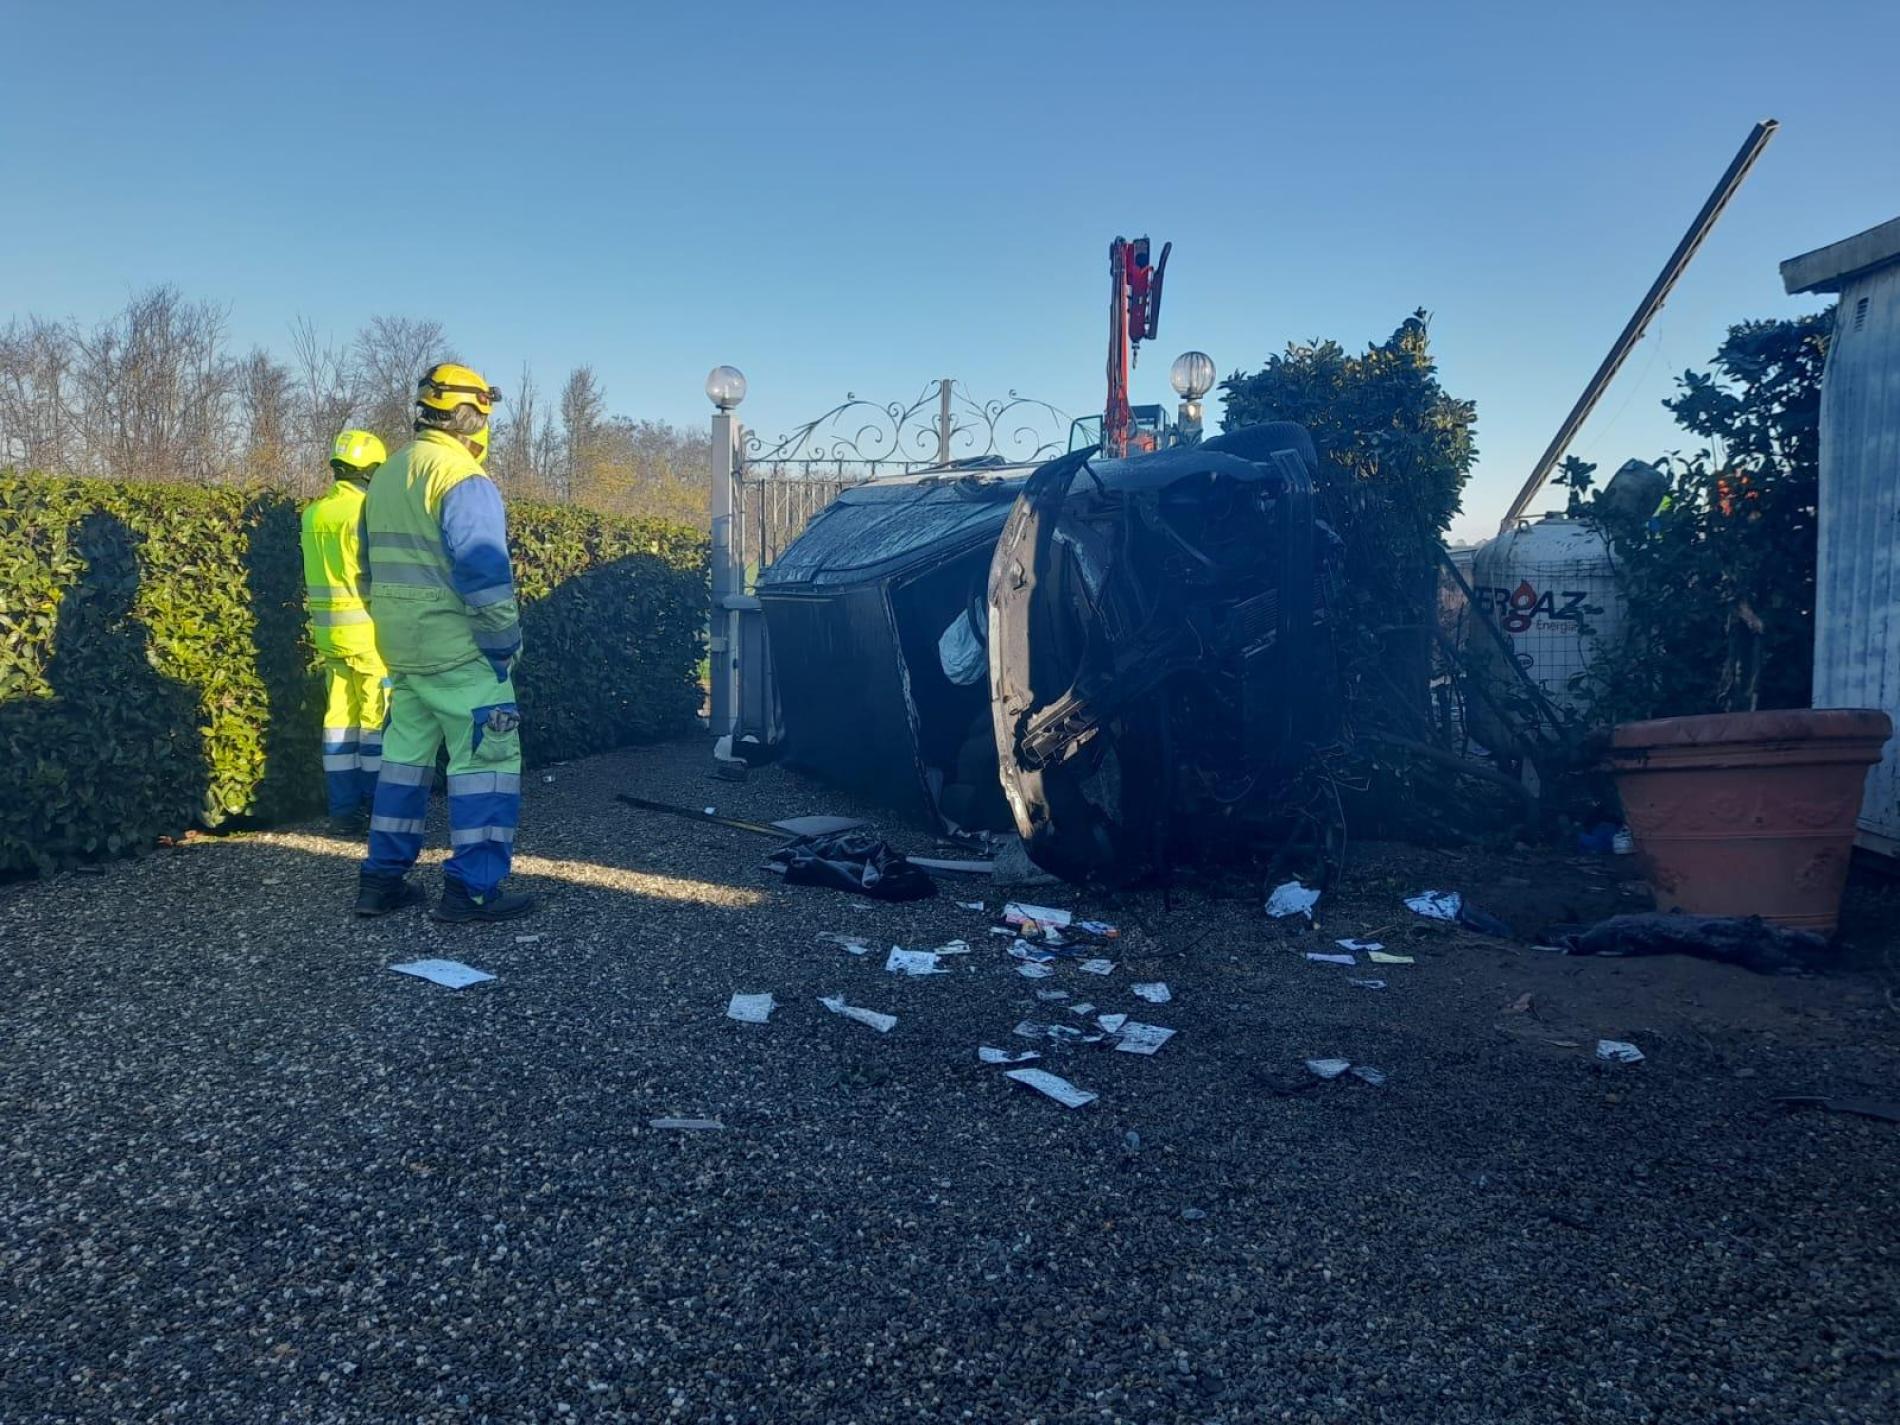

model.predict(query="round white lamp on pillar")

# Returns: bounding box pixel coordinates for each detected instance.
[1170,350,1214,446]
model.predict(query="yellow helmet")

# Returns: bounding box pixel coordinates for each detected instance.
[330,428,387,475]
[417,362,500,419]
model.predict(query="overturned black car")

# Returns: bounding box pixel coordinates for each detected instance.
[754,423,1338,883]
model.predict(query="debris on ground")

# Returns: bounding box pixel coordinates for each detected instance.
[648,1118,724,1131]
[978,1046,1041,1065]
[911,856,994,877]
[1773,1095,1900,1125]
[818,995,897,1033]
[815,931,874,955]
[957,900,986,911]
[1369,950,1415,965]
[1078,958,1115,976]
[773,814,869,838]
[1306,952,1355,966]
[1035,988,1070,1001]
[1132,982,1171,1003]
[725,992,776,1023]
[1596,1039,1646,1064]
[1003,1066,1099,1109]
[1002,903,1119,939]
[1305,1057,1385,1084]
[1096,1013,1128,1033]
[1348,978,1387,990]
[885,947,949,976]
[1503,992,1535,1015]
[1337,938,1383,952]
[1406,889,1513,938]
[770,830,937,901]
[1113,1022,1175,1055]
[1012,1021,1105,1044]
[1016,962,1055,979]
[389,959,494,990]
[1407,890,1461,921]
[1560,913,1829,974]
[1004,901,1073,928]
[1267,880,1321,921]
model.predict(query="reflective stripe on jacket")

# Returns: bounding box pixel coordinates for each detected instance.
[300,478,377,659]
[364,429,522,675]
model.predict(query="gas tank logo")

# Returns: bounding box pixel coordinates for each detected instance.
[1475,581,1598,634]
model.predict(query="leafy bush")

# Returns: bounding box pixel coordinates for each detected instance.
[1221,312,1476,733]
[1220,315,1486,841]
[0,472,706,874]
[1561,310,1831,722]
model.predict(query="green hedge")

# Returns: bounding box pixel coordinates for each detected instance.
[0,472,707,874]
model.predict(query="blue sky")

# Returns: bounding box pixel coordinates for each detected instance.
[3,0,1895,538]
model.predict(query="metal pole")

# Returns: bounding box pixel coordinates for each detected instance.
[936,377,953,466]
[1498,118,1779,533]
[708,407,739,737]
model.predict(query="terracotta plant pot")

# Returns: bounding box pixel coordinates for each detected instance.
[1609,708,1892,935]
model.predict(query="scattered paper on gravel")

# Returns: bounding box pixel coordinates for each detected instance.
[1078,958,1114,975]
[1267,880,1320,920]
[1369,950,1415,965]
[1406,890,1462,921]
[885,947,947,976]
[978,1046,1040,1064]
[1003,1067,1098,1108]
[1114,1022,1175,1055]
[726,992,775,1023]
[389,959,494,990]
[1132,982,1171,1003]
[1336,938,1383,952]
[1597,1039,1645,1064]
[818,995,896,1033]
[1306,952,1355,966]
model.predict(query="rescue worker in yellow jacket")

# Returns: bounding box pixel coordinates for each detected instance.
[301,430,389,830]
[355,363,535,922]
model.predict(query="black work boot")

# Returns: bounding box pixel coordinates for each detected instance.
[354,871,425,917]
[433,879,537,924]
[329,809,370,837]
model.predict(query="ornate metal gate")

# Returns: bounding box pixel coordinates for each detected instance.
[736,379,1074,581]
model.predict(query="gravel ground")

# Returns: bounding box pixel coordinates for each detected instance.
[3,738,1898,1424]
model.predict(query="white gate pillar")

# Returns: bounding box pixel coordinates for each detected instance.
[705,365,747,740]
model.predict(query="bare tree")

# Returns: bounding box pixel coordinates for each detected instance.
[3,287,704,523]
[235,347,295,487]
[67,286,237,482]
[0,316,77,471]
[289,315,357,486]
[350,315,448,449]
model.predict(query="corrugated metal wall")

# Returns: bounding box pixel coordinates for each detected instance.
[1813,263,1900,849]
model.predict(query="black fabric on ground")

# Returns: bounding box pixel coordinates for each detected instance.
[767,830,937,901]
[1561,912,1829,974]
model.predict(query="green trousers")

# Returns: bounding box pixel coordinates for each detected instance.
[363,659,522,896]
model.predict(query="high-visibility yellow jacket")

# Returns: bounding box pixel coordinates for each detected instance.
[300,478,379,661]
[363,429,522,677]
